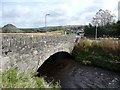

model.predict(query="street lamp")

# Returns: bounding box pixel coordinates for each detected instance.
[45,14,50,32]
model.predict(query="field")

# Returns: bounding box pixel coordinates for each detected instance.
[1,31,63,35]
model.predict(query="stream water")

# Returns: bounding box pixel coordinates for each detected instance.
[36,51,120,88]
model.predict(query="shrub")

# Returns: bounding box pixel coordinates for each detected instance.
[1,68,61,88]
[72,40,120,73]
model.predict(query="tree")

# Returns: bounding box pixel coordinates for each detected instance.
[92,9,115,26]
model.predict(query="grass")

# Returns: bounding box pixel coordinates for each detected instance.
[72,40,120,73]
[1,67,61,88]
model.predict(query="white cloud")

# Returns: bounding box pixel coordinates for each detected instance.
[99,0,119,20]
[1,0,70,3]
[1,0,120,27]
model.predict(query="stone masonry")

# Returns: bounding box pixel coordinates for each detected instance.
[1,34,76,73]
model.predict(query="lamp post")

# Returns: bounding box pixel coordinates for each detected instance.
[45,14,50,32]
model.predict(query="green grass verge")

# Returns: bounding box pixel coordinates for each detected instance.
[1,67,61,88]
[72,40,120,73]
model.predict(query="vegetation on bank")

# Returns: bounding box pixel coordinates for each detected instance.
[1,68,60,88]
[72,40,120,73]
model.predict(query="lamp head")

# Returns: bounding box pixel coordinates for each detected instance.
[46,14,50,16]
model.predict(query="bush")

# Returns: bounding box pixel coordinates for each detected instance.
[1,68,61,88]
[72,40,120,73]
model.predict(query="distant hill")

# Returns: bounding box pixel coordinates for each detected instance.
[2,24,63,33]
[0,28,2,33]
[2,24,23,33]
[1,24,83,33]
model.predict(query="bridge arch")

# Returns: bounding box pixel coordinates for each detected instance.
[1,34,76,72]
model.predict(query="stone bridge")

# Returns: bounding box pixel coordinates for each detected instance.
[1,33,76,72]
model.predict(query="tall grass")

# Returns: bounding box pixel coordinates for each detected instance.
[72,40,120,72]
[1,67,61,88]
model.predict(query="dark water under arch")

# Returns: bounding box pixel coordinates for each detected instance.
[36,51,120,88]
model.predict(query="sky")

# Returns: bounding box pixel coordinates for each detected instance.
[1,0,120,28]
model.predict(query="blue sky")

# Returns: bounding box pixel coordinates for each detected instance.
[1,0,120,28]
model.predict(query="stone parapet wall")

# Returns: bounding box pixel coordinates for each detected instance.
[1,34,76,72]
